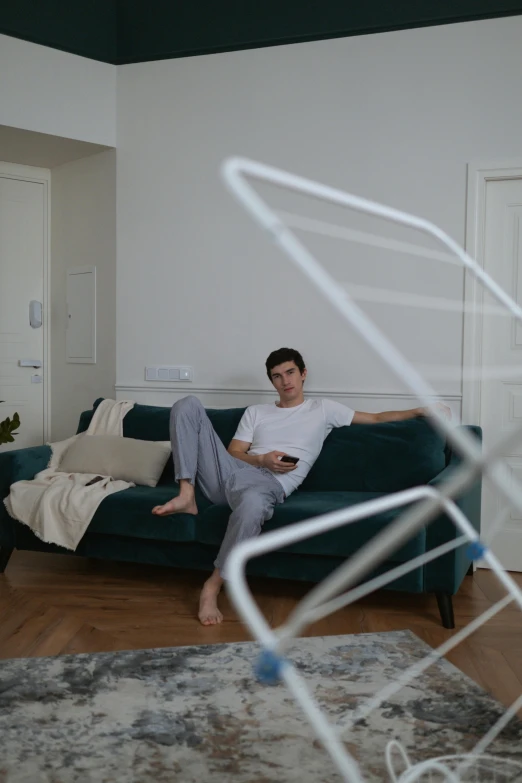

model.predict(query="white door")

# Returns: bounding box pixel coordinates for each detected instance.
[480,177,522,571]
[0,176,45,450]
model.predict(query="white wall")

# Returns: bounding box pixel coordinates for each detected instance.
[0,35,116,146]
[116,16,522,410]
[51,150,116,440]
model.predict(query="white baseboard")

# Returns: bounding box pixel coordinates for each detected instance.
[115,383,462,418]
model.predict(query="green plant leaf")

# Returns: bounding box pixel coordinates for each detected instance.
[0,411,20,445]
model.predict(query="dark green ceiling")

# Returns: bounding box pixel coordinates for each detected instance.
[1,0,522,65]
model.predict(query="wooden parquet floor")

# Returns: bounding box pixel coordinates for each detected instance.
[1,551,521,712]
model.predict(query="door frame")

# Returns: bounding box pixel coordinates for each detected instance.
[0,160,51,443]
[463,160,522,427]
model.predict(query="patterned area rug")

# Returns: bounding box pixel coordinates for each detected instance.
[1,630,522,782]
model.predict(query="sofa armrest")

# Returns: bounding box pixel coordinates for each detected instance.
[0,445,52,497]
[0,445,52,548]
[424,426,482,594]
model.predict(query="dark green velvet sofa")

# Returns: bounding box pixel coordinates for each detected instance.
[0,399,481,628]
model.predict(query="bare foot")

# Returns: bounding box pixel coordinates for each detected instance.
[198,581,224,626]
[152,495,198,516]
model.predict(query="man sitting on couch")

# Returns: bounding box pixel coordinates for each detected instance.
[152,348,449,626]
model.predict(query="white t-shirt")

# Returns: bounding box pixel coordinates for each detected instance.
[233,398,355,496]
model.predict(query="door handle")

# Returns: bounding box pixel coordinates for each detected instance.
[19,359,42,368]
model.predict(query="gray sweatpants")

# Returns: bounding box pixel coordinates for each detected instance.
[169,396,285,579]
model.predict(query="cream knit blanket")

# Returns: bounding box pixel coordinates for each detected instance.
[4,399,135,551]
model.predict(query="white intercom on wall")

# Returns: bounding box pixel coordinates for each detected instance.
[29,300,42,329]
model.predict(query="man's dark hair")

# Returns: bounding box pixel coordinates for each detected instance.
[265,348,306,380]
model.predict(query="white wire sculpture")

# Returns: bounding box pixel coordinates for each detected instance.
[221,157,522,782]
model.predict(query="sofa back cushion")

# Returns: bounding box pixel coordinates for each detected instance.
[78,401,445,492]
[77,400,246,485]
[300,417,446,493]
[79,400,246,445]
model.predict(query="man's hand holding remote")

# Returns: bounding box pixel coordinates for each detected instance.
[259,451,299,473]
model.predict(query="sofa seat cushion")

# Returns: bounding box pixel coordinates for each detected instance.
[88,485,210,542]
[196,491,425,563]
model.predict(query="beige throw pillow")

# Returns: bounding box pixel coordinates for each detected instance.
[60,435,172,487]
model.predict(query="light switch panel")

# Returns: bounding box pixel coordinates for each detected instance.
[145,365,193,382]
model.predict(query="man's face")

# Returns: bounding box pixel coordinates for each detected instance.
[270,361,307,403]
